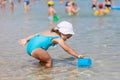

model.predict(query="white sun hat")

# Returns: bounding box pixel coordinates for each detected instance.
[55,21,75,35]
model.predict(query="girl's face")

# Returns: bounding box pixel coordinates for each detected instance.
[61,34,72,40]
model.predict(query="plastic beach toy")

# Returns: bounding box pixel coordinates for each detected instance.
[78,57,92,67]
[94,10,99,16]
[111,6,120,10]
[104,8,110,14]
[53,15,59,22]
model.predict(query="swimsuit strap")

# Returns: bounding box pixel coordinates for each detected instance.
[35,34,60,39]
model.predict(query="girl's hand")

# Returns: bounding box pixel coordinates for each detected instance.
[19,39,27,46]
[78,55,85,58]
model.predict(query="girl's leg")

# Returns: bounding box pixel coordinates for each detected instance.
[31,48,53,68]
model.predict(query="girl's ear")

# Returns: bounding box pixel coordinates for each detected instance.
[61,34,72,40]
[66,34,72,39]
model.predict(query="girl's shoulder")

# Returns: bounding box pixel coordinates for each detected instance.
[41,31,59,36]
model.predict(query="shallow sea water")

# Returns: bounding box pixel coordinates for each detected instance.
[0,0,120,80]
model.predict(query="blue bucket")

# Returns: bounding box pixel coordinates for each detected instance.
[78,58,92,67]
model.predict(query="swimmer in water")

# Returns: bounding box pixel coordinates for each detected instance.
[98,3,105,16]
[70,2,80,15]
[97,3,106,16]
[65,0,73,14]
[48,0,57,29]
[1,0,7,9]
[9,0,14,12]
[104,0,112,10]
[60,0,64,4]
[19,21,85,68]
[23,0,30,12]
[94,3,110,16]
[65,0,79,16]
[92,0,97,11]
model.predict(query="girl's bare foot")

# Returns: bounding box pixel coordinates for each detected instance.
[39,61,46,66]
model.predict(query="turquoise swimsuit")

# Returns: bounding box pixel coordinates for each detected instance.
[26,34,59,56]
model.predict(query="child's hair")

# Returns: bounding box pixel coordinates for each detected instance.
[51,28,61,36]
[105,0,111,1]
[72,2,77,7]
[48,4,54,7]
[98,3,103,9]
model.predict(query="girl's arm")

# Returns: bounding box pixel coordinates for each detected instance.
[56,38,85,58]
[53,8,57,15]
[25,34,35,41]
[19,34,35,46]
[71,8,77,14]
